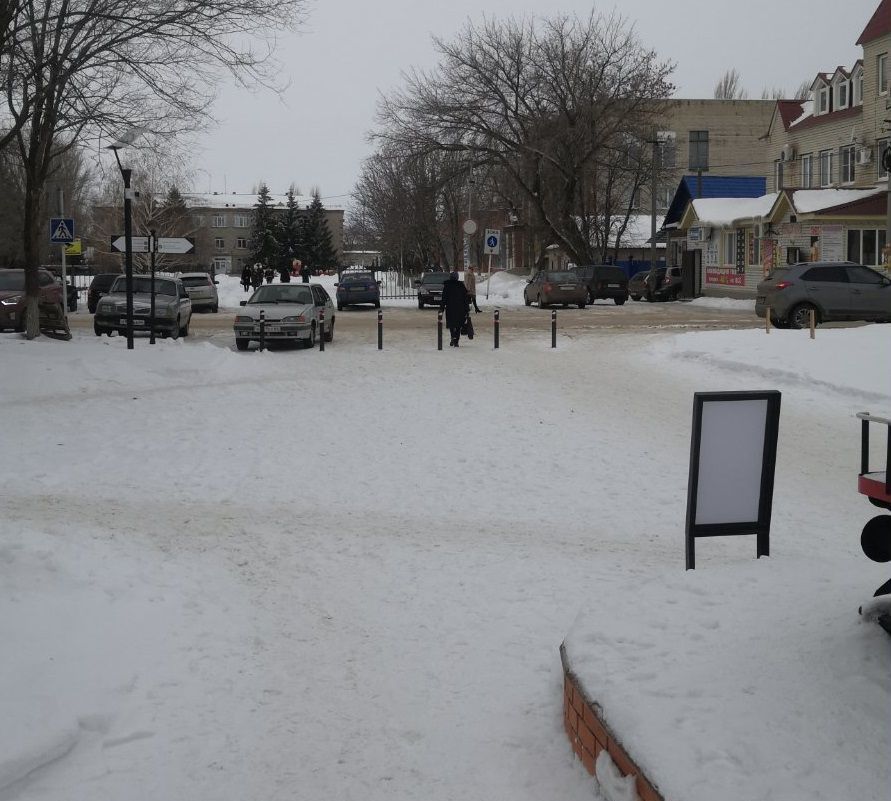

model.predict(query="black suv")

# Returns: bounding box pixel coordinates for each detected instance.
[416,272,449,309]
[573,265,629,305]
[87,273,120,313]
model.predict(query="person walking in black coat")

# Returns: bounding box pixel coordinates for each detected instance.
[241,264,252,293]
[440,270,469,347]
[251,263,263,290]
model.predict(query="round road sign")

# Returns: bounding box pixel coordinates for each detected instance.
[463,219,478,236]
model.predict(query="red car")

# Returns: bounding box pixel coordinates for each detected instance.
[0,269,64,331]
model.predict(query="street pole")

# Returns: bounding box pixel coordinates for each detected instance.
[464,172,474,271]
[57,187,67,325]
[650,134,659,277]
[122,167,135,349]
[149,229,157,345]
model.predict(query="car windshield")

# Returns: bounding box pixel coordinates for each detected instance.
[341,274,374,284]
[250,285,314,304]
[179,276,211,287]
[422,273,448,285]
[110,277,178,296]
[631,272,649,280]
[0,271,25,290]
[547,272,577,282]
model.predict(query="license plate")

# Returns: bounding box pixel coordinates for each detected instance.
[608,283,620,288]
[260,324,281,333]
[120,317,145,326]
[559,285,575,290]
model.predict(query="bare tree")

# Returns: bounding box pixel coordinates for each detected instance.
[794,80,812,100]
[761,86,787,100]
[374,11,674,266]
[714,68,748,100]
[4,0,306,337]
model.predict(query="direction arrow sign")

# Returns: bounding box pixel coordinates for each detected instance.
[156,237,194,254]
[50,218,75,244]
[111,235,149,253]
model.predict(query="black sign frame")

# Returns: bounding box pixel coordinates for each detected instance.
[685,391,782,570]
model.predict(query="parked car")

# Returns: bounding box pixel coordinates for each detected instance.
[178,272,219,312]
[233,282,335,350]
[93,275,192,338]
[335,270,380,310]
[416,272,449,309]
[87,273,120,313]
[64,280,78,312]
[628,270,651,301]
[755,261,891,329]
[523,270,587,308]
[650,265,684,301]
[0,268,64,331]
[573,264,629,305]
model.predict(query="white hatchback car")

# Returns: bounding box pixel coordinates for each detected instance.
[233,282,335,350]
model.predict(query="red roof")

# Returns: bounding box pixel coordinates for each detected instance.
[790,104,862,132]
[857,0,891,45]
[776,100,806,131]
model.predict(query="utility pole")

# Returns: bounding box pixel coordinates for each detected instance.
[650,132,661,274]
[57,187,67,325]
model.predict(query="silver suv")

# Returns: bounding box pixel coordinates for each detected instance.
[178,272,219,313]
[755,261,891,328]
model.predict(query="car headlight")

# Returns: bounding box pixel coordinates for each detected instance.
[235,315,253,323]
[281,315,306,323]
[0,295,22,306]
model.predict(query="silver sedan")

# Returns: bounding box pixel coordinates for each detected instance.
[233,283,335,350]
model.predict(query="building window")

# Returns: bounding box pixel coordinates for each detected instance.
[724,231,735,264]
[212,214,226,228]
[817,86,829,114]
[879,138,890,179]
[214,237,225,249]
[688,130,709,171]
[800,154,813,188]
[840,145,856,184]
[236,237,248,249]
[880,54,888,94]
[234,214,251,228]
[819,149,833,186]
[192,214,205,227]
[835,80,848,110]
[847,229,888,265]
[659,133,677,168]
[775,160,784,190]
[752,232,761,266]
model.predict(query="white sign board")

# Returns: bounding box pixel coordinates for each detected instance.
[483,229,501,255]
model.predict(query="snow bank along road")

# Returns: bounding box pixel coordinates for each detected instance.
[1,322,887,800]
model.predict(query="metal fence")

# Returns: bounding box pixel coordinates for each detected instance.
[374,269,419,300]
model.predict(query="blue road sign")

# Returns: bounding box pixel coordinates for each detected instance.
[49,218,75,244]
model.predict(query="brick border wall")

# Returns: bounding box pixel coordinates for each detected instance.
[560,644,665,801]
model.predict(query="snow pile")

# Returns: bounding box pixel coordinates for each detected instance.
[475,270,531,305]
[687,296,754,311]
[594,751,637,801]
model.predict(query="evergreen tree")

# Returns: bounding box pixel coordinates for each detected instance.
[277,186,304,271]
[157,185,196,271]
[303,189,337,268]
[250,182,279,267]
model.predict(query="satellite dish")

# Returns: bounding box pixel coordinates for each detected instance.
[463,219,478,235]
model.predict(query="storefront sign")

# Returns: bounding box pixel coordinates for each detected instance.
[706,266,746,286]
[822,225,844,261]
[735,228,746,274]
[762,239,776,276]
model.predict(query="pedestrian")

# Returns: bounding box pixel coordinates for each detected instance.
[465,265,481,313]
[241,264,252,293]
[251,263,263,290]
[300,262,312,283]
[279,264,291,283]
[264,265,274,284]
[440,270,469,347]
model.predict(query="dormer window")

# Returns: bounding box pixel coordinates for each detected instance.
[817,85,830,114]
[835,80,849,110]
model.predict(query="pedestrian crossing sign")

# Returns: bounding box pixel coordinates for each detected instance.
[49,217,75,244]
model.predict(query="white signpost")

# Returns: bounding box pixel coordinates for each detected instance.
[111,236,194,254]
[483,229,501,299]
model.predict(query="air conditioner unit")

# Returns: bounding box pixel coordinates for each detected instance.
[857,147,873,166]
[753,222,763,239]
[780,144,796,162]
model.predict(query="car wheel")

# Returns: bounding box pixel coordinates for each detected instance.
[211,304,219,314]
[170,318,180,339]
[578,301,586,309]
[614,297,626,306]
[524,292,531,307]
[180,318,190,337]
[235,337,249,351]
[324,320,334,342]
[770,315,789,329]
[789,303,818,330]
[93,320,104,336]
[539,295,547,308]
[586,289,594,304]
[645,291,654,303]
[630,295,641,301]
[337,302,343,311]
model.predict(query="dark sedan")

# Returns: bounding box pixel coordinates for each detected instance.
[573,264,629,305]
[523,270,587,308]
[417,272,449,309]
[335,271,380,310]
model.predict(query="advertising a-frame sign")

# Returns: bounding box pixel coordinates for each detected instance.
[685,390,782,570]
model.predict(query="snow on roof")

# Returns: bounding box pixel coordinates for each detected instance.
[183,192,344,211]
[690,193,780,227]
[792,187,886,213]
[789,99,814,127]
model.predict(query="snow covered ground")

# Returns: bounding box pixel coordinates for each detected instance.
[1,319,888,800]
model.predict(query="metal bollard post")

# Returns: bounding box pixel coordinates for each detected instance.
[809,308,815,340]
[766,306,771,334]
[437,310,443,350]
[377,308,383,350]
[551,308,557,349]
[259,309,266,352]
[319,309,325,351]
[494,308,500,349]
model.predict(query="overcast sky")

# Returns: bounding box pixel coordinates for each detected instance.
[194,0,881,208]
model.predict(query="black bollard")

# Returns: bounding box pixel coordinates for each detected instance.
[377,308,383,350]
[319,309,325,352]
[259,309,266,352]
[437,310,443,351]
[494,308,500,350]
[551,308,556,349]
